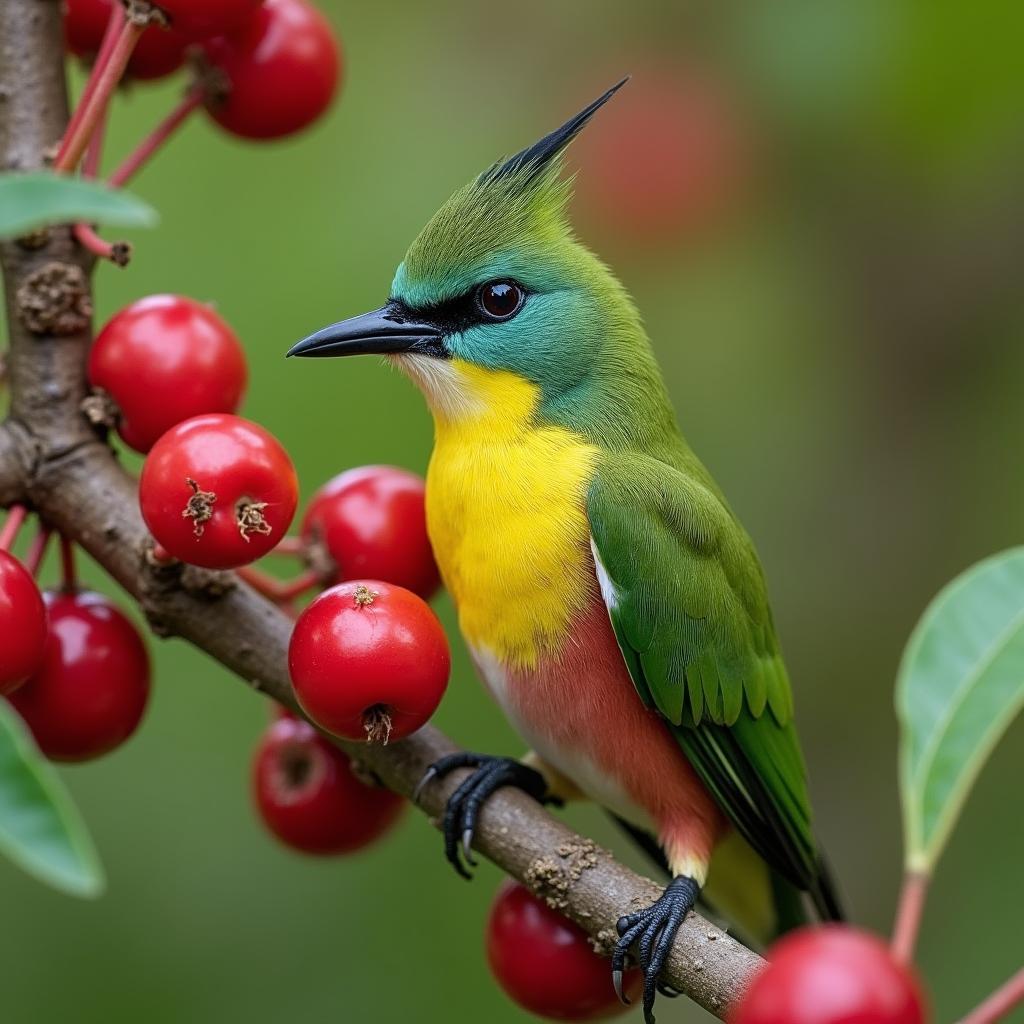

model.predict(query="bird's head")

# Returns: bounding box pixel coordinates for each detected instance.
[289,80,657,428]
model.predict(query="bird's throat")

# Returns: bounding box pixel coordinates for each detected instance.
[420,362,601,668]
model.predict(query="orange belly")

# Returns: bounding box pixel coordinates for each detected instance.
[470,585,726,879]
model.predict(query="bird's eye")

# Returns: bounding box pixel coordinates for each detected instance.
[476,281,525,321]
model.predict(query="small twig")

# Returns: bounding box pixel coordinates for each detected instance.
[108,87,204,187]
[83,101,108,179]
[54,17,145,173]
[0,503,28,550]
[270,536,305,558]
[958,966,1024,1024]
[60,534,78,591]
[73,223,131,266]
[891,870,929,965]
[236,565,319,603]
[23,525,52,577]
[59,2,122,165]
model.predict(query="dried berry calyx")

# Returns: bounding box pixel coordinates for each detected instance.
[182,478,216,537]
[236,498,271,542]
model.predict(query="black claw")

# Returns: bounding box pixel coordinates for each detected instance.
[611,876,701,1024]
[411,766,438,805]
[612,968,629,1006]
[418,753,554,879]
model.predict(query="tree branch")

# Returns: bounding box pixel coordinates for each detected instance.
[0,2,763,1017]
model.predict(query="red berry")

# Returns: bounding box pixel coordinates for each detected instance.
[252,715,404,855]
[302,466,439,600]
[487,881,641,1021]
[0,551,48,696]
[573,68,749,246]
[89,295,248,454]
[8,590,150,762]
[288,580,450,744]
[64,0,189,81]
[154,0,262,39]
[140,413,298,570]
[204,0,341,140]
[729,926,928,1024]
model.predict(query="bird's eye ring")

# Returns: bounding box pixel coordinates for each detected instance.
[476,280,525,322]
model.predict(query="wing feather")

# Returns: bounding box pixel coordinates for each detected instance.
[587,454,835,909]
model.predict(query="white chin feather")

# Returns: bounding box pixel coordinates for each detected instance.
[387,353,483,420]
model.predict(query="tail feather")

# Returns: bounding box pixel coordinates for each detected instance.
[809,854,845,922]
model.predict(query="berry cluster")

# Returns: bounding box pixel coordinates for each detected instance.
[57,0,342,262]
[1,513,149,763]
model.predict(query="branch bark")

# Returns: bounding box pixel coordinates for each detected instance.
[0,2,763,1017]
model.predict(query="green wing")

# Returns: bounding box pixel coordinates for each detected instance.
[587,454,838,916]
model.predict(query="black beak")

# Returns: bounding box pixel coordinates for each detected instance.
[287,304,445,359]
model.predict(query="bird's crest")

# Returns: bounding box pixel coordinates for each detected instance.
[480,77,629,186]
[399,79,628,301]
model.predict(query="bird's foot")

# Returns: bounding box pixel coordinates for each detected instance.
[612,875,700,1024]
[413,752,561,879]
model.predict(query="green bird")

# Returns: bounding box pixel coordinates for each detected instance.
[290,80,842,1020]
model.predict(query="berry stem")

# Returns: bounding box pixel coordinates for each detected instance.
[60,1,122,164]
[277,569,320,601]
[24,525,53,577]
[54,16,146,173]
[60,534,78,591]
[108,87,204,188]
[83,95,109,179]
[957,966,1024,1024]
[236,566,319,604]
[890,870,929,965]
[272,536,305,557]
[0,504,28,550]
[73,223,132,266]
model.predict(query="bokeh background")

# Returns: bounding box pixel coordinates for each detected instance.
[3,0,1024,1020]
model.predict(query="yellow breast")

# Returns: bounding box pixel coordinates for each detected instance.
[423,360,599,669]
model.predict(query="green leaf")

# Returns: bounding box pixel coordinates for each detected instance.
[0,172,157,239]
[0,702,105,898]
[897,547,1024,873]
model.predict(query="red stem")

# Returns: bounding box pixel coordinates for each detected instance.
[60,3,122,162]
[60,534,78,591]
[0,504,28,550]
[236,566,319,603]
[958,967,1024,1024]
[54,18,144,173]
[23,527,53,577]
[890,871,929,965]
[272,536,305,557]
[108,88,204,188]
[73,222,131,266]
[277,569,320,601]
[83,102,108,179]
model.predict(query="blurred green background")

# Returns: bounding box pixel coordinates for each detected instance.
[3,0,1024,1020]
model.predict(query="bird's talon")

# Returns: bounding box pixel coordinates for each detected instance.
[424,753,554,880]
[612,968,630,1005]
[461,828,477,865]
[610,876,700,1024]
[412,766,437,804]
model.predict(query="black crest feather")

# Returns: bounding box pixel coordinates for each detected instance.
[481,77,629,185]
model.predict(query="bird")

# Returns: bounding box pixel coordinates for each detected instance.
[288,79,842,1022]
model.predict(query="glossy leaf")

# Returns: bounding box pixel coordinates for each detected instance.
[898,548,1024,873]
[0,172,157,239]
[0,702,105,898]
